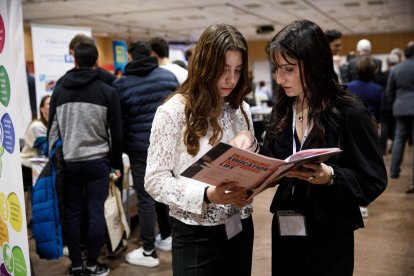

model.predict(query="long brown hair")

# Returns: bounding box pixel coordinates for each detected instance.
[176,24,251,156]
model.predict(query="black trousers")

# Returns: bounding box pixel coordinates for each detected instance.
[271,215,354,276]
[171,216,254,276]
[64,158,110,267]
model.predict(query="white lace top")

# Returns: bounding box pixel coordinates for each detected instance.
[145,94,254,226]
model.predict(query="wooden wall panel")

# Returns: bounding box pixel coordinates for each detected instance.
[23,26,413,70]
[246,32,414,68]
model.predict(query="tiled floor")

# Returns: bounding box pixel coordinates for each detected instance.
[30,144,414,276]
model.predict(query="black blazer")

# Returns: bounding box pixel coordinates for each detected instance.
[263,101,387,233]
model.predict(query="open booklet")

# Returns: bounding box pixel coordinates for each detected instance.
[181,142,342,200]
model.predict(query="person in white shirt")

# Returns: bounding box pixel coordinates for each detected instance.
[145,24,257,276]
[149,36,188,85]
[255,80,273,105]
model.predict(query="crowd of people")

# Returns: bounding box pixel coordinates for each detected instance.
[22,18,414,276]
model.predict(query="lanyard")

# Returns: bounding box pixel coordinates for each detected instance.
[292,100,309,154]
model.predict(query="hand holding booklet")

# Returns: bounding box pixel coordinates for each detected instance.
[181,142,342,199]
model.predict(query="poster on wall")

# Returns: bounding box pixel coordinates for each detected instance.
[0,0,31,275]
[112,40,127,75]
[31,24,91,114]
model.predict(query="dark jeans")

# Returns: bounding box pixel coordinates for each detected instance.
[129,151,171,251]
[64,158,110,267]
[171,216,254,276]
[391,116,414,177]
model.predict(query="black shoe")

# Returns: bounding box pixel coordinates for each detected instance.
[69,266,84,276]
[84,262,110,276]
[406,185,414,194]
[390,173,399,179]
[107,241,128,259]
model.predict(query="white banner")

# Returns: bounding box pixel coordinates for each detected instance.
[31,24,91,113]
[0,0,31,275]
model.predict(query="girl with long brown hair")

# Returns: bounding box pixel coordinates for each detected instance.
[145,24,257,276]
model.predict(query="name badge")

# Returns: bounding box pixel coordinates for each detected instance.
[276,210,307,236]
[225,212,242,239]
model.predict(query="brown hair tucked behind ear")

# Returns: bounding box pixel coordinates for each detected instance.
[174,24,250,156]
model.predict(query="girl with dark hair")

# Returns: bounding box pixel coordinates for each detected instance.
[263,20,387,275]
[145,24,256,276]
[21,95,51,169]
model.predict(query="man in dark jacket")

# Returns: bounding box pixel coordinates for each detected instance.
[48,41,123,276]
[112,40,179,268]
[387,41,414,192]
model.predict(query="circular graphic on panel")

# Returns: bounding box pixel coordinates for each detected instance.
[12,246,27,276]
[2,243,14,273]
[0,192,9,222]
[7,193,22,232]
[0,65,11,106]
[0,217,9,247]
[1,113,15,154]
[0,15,5,54]
[0,123,4,157]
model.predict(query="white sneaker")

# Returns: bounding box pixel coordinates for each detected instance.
[125,247,159,267]
[154,234,172,251]
[360,206,369,218]
[63,246,69,256]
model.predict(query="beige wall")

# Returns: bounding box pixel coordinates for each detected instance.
[24,26,413,69]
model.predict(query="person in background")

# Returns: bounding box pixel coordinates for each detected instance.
[21,95,50,169]
[391,47,405,63]
[65,33,126,259]
[245,70,257,106]
[325,29,343,83]
[112,40,179,268]
[172,59,187,70]
[48,41,123,276]
[255,80,273,106]
[339,51,357,83]
[378,53,400,155]
[346,39,382,84]
[26,66,37,120]
[21,95,51,227]
[386,41,414,193]
[145,24,256,276]
[263,19,387,276]
[115,68,123,78]
[63,34,116,86]
[149,36,188,85]
[347,55,383,127]
[347,55,384,218]
[184,45,195,64]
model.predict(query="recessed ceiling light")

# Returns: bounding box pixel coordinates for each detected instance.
[344,2,360,7]
[368,0,384,5]
[279,1,296,6]
[244,4,261,9]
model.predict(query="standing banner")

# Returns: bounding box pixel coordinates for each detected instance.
[31,24,91,113]
[112,40,128,74]
[0,0,31,275]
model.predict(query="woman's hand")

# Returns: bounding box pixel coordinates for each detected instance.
[205,181,252,207]
[230,130,256,152]
[286,163,332,185]
[110,169,121,181]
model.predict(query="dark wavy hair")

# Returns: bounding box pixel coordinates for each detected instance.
[173,24,251,156]
[265,19,357,143]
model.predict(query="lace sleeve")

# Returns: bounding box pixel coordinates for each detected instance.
[145,102,206,215]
